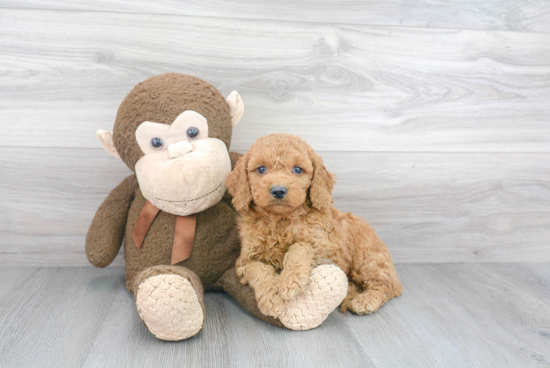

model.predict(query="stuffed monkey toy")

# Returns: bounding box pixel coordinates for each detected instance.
[86,73,347,340]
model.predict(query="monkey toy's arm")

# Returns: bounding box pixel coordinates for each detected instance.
[86,174,138,267]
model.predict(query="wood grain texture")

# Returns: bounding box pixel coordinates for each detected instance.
[0,147,130,267]
[1,147,549,266]
[1,0,550,33]
[0,267,124,367]
[1,9,550,152]
[344,263,550,367]
[1,264,548,367]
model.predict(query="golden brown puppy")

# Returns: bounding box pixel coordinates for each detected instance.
[226,134,402,318]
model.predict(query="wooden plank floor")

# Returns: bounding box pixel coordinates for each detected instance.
[0,263,548,367]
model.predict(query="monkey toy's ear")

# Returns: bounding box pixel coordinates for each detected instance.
[226,91,244,127]
[96,129,121,160]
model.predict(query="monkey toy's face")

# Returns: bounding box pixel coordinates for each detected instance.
[96,73,244,216]
[134,110,232,215]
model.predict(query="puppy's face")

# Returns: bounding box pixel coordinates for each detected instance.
[247,147,313,214]
[226,134,335,215]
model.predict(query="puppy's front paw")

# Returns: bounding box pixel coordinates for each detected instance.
[256,282,284,318]
[278,271,310,300]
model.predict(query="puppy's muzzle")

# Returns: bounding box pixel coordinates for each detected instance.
[270,186,288,200]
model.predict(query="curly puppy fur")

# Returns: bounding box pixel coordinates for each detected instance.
[226,134,402,318]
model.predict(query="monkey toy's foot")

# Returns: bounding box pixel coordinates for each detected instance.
[135,267,205,341]
[278,261,348,331]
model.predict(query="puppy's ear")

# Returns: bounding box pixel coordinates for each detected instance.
[226,152,253,212]
[309,150,335,210]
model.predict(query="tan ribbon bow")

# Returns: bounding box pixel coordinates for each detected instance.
[132,200,197,265]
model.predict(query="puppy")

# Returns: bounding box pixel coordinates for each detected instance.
[226,134,402,318]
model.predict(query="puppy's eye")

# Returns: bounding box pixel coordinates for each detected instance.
[150,137,164,149]
[186,127,199,139]
[292,166,303,174]
[257,166,267,174]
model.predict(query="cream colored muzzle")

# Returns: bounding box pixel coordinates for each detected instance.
[135,138,232,216]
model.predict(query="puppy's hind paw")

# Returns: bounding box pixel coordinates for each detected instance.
[279,263,348,330]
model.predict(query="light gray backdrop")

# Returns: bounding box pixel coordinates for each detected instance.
[1,0,549,266]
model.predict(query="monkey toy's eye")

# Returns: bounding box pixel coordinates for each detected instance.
[150,137,164,149]
[186,127,199,139]
[293,166,303,174]
[257,166,267,174]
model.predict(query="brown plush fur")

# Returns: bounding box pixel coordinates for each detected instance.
[226,134,402,318]
[86,74,284,331]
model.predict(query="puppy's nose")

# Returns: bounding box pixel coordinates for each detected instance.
[270,186,287,200]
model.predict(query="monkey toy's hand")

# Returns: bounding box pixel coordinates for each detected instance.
[86,175,138,268]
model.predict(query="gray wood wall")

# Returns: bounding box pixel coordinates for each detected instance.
[1,1,549,266]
